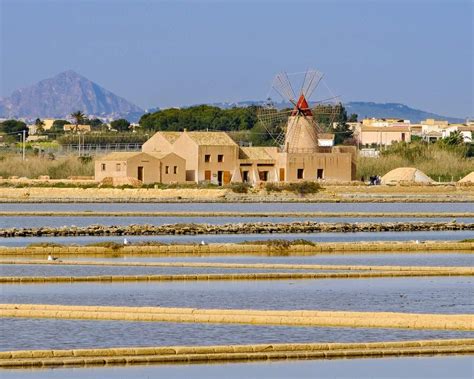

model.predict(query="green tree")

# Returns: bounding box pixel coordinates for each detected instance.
[440,130,464,146]
[348,113,358,122]
[0,119,28,140]
[332,106,353,145]
[70,110,85,133]
[110,118,131,132]
[52,119,70,131]
[34,118,45,134]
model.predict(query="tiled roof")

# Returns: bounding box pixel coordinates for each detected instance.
[98,152,167,161]
[98,152,142,161]
[157,131,182,144]
[186,131,238,146]
[239,147,275,160]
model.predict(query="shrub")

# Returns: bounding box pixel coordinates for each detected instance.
[229,182,250,193]
[287,181,322,195]
[265,183,283,192]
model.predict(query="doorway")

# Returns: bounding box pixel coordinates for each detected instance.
[137,166,144,181]
[317,169,324,179]
[217,171,223,186]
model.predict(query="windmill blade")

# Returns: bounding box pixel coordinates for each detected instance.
[301,70,323,99]
[257,107,293,146]
[272,72,296,103]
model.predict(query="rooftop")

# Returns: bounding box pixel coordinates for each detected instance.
[239,147,275,161]
[186,131,238,146]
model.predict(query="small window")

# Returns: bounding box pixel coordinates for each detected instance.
[116,163,121,172]
[204,154,211,163]
[165,166,169,174]
[297,168,304,179]
[101,163,106,171]
[173,166,177,174]
[217,154,224,162]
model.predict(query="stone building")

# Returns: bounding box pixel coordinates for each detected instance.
[94,151,185,184]
[95,95,356,185]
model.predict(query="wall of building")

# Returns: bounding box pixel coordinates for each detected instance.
[95,160,129,182]
[279,152,354,182]
[141,133,174,153]
[359,128,411,146]
[196,145,239,184]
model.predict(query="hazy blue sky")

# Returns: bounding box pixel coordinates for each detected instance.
[1,0,472,117]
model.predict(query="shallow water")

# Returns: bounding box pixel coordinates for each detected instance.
[1,355,473,379]
[2,230,473,247]
[62,252,474,268]
[2,277,472,314]
[1,318,473,351]
[0,265,329,277]
[2,202,472,213]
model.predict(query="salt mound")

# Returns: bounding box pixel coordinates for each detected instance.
[459,172,474,183]
[381,167,434,184]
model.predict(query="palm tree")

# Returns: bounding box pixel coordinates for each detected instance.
[34,118,45,134]
[70,111,85,133]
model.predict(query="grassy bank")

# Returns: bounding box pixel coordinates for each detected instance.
[0,154,93,179]
[357,142,474,181]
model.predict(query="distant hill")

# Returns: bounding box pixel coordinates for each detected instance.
[0,70,144,121]
[207,100,464,123]
[344,102,464,123]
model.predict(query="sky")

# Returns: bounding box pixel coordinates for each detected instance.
[1,0,472,118]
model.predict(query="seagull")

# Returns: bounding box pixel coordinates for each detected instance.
[200,240,206,246]
[123,238,129,246]
[47,254,58,261]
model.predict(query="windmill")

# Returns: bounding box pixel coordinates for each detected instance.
[258,69,342,153]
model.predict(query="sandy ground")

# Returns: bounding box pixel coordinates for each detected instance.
[0,184,472,202]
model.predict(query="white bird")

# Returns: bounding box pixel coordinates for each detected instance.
[123,238,129,245]
[415,240,420,244]
[200,240,206,245]
[47,254,58,261]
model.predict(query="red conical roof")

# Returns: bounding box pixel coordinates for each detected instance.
[291,94,312,116]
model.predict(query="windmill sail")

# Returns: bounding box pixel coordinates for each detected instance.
[258,69,340,153]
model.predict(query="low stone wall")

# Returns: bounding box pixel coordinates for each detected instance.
[2,269,473,284]
[0,241,472,257]
[0,221,472,237]
[1,339,472,368]
[2,304,472,330]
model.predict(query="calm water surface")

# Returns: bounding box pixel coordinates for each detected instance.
[2,318,473,351]
[2,202,472,213]
[68,253,473,267]
[1,356,473,379]
[0,265,332,277]
[2,277,472,314]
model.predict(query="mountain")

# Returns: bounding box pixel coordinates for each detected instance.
[206,100,464,124]
[0,70,144,121]
[344,102,464,123]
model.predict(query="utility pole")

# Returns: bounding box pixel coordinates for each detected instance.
[18,130,26,161]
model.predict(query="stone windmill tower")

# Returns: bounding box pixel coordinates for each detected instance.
[258,70,341,153]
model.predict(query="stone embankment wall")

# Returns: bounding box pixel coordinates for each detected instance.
[2,304,472,331]
[0,221,472,237]
[1,339,472,368]
[0,241,472,256]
